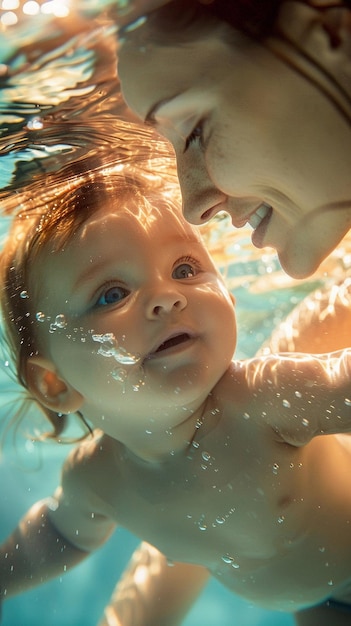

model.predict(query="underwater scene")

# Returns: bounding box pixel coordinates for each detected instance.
[1,2,350,625]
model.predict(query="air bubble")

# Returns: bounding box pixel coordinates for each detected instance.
[36,312,45,322]
[344,398,351,406]
[111,367,127,383]
[301,418,309,427]
[222,555,234,564]
[282,399,291,408]
[202,451,211,462]
[26,117,44,131]
[54,314,67,329]
[272,463,279,475]
[20,290,29,299]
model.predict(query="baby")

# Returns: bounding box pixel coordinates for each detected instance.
[2,167,351,625]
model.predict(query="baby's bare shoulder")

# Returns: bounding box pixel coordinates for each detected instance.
[62,430,121,492]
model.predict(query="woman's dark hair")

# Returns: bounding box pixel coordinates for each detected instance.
[139,0,351,124]
[142,0,350,41]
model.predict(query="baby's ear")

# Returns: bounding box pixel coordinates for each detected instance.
[26,357,84,414]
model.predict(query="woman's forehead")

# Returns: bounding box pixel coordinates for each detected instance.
[119,29,230,120]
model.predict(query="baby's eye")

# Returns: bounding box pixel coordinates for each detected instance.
[172,260,199,280]
[96,285,129,307]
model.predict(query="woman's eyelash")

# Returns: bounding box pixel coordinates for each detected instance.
[184,122,203,152]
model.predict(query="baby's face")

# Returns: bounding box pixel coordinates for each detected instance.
[32,201,236,455]
[119,20,351,278]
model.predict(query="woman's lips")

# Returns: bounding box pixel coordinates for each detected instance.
[250,203,273,248]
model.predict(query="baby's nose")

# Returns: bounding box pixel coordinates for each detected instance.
[146,289,187,318]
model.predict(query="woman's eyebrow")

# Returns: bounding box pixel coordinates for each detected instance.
[144,94,180,125]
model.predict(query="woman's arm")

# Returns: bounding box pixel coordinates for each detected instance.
[98,541,209,626]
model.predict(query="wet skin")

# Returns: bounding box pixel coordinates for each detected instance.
[28,201,351,612]
[30,201,236,462]
[118,21,351,278]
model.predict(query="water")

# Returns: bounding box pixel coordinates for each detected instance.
[0,3,334,625]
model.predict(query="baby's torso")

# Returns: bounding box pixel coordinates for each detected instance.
[89,413,351,611]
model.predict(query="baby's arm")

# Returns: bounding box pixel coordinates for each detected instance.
[98,542,209,626]
[0,499,90,599]
[0,443,116,600]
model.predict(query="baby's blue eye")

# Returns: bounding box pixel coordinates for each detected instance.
[96,285,129,307]
[172,263,197,279]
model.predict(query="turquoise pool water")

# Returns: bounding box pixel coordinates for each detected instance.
[0,3,326,624]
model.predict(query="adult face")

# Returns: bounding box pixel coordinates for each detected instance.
[119,22,351,278]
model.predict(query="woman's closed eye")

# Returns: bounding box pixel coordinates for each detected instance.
[95,283,130,307]
[184,121,204,153]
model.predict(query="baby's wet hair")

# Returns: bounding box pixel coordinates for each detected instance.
[0,164,181,443]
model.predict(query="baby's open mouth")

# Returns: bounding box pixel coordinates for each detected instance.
[155,333,191,353]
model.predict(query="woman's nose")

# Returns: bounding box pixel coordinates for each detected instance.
[176,151,226,225]
[145,288,187,319]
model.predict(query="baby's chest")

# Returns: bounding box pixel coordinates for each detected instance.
[108,442,307,565]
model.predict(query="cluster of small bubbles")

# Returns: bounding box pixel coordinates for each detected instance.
[132,380,145,392]
[344,398,351,407]
[272,462,280,475]
[282,399,291,408]
[295,390,302,398]
[20,290,29,299]
[92,333,140,365]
